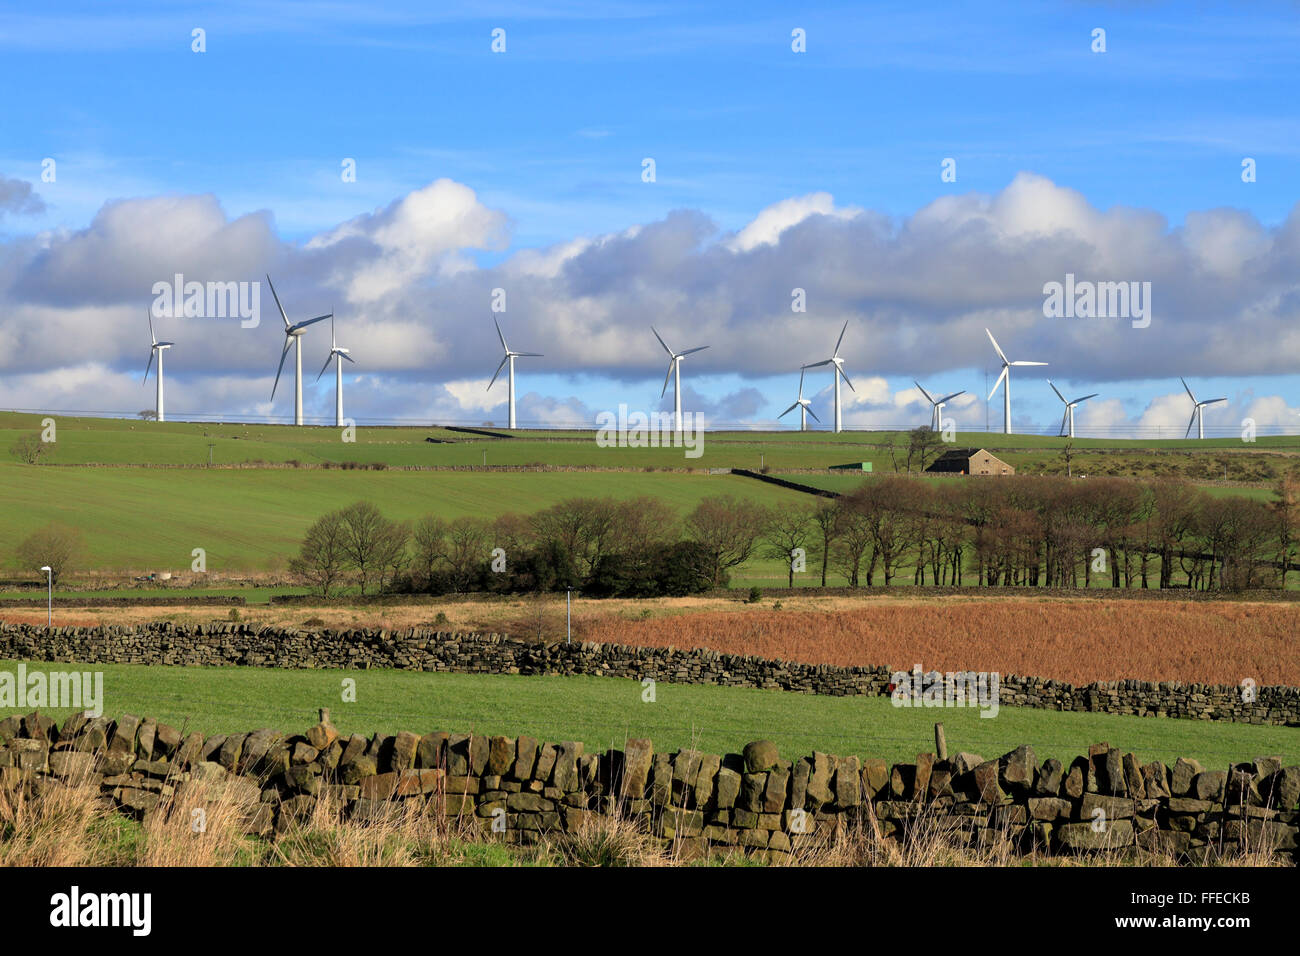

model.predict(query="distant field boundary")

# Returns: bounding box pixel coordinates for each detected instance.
[0,596,247,608]
[2,621,1297,726]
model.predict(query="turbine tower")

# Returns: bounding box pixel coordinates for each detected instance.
[268,275,331,426]
[143,310,174,422]
[653,327,708,433]
[1182,377,1226,440]
[316,314,355,428]
[1048,381,1098,439]
[985,328,1047,435]
[803,321,854,434]
[778,369,821,431]
[488,317,542,430]
[914,380,964,432]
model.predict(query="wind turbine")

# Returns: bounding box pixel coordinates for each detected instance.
[803,321,854,434]
[653,326,708,433]
[488,317,543,430]
[985,328,1047,435]
[1048,381,1098,439]
[315,314,355,428]
[142,310,174,422]
[1181,377,1226,440]
[268,275,331,426]
[778,369,821,431]
[914,380,964,432]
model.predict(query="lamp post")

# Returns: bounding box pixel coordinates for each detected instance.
[40,566,52,626]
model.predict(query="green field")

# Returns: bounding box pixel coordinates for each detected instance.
[6,411,1299,472]
[0,464,808,573]
[4,660,1294,768]
[1,410,1290,582]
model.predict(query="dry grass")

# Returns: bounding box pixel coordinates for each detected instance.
[4,593,1298,686]
[580,600,1300,686]
[0,776,1287,867]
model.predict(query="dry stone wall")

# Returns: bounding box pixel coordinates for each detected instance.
[1,621,1298,726]
[1,710,1296,864]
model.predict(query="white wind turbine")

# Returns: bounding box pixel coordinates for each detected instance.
[914,380,964,432]
[1048,381,1098,439]
[1181,377,1226,440]
[142,310,174,422]
[488,316,543,430]
[315,314,356,428]
[267,275,332,426]
[803,321,855,434]
[778,369,821,431]
[653,326,709,433]
[985,328,1047,435]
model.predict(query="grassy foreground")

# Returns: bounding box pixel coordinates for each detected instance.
[4,660,1295,768]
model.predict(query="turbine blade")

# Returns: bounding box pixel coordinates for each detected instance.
[271,336,291,400]
[147,309,156,346]
[1204,397,1227,405]
[914,380,935,404]
[340,351,356,364]
[266,275,291,329]
[803,359,832,369]
[1011,361,1047,366]
[834,320,848,357]
[515,352,544,357]
[988,366,1008,400]
[985,328,1008,364]
[331,313,336,350]
[143,348,154,384]
[797,368,805,398]
[806,405,821,423]
[495,316,508,353]
[936,390,964,405]
[294,314,331,331]
[487,355,509,391]
[838,366,856,392]
[1185,411,1197,439]
[1181,377,1197,403]
[1074,393,1099,404]
[315,352,333,382]
[778,402,799,418]
[1048,380,1067,404]
[660,358,675,398]
[1059,410,1069,438]
[679,345,709,356]
[652,326,673,358]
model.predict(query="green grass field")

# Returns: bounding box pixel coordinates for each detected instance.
[0,463,810,572]
[1,410,1289,581]
[4,660,1294,768]
[6,411,1299,472]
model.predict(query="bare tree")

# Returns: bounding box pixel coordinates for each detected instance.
[337,501,404,595]
[410,516,449,590]
[810,499,841,587]
[16,524,84,587]
[288,511,347,597]
[443,516,491,593]
[762,504,816,587]
[685,496,771,587]
[10,434,46,465]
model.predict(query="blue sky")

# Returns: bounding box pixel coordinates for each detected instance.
[2,1,1299,434]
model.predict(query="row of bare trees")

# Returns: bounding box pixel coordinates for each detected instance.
[289,477,1298,596]
[765,476,1299,592]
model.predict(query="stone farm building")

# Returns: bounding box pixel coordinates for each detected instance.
[926,448,1015,476]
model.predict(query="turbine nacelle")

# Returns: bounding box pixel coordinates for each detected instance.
[1181,377,1226,439]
